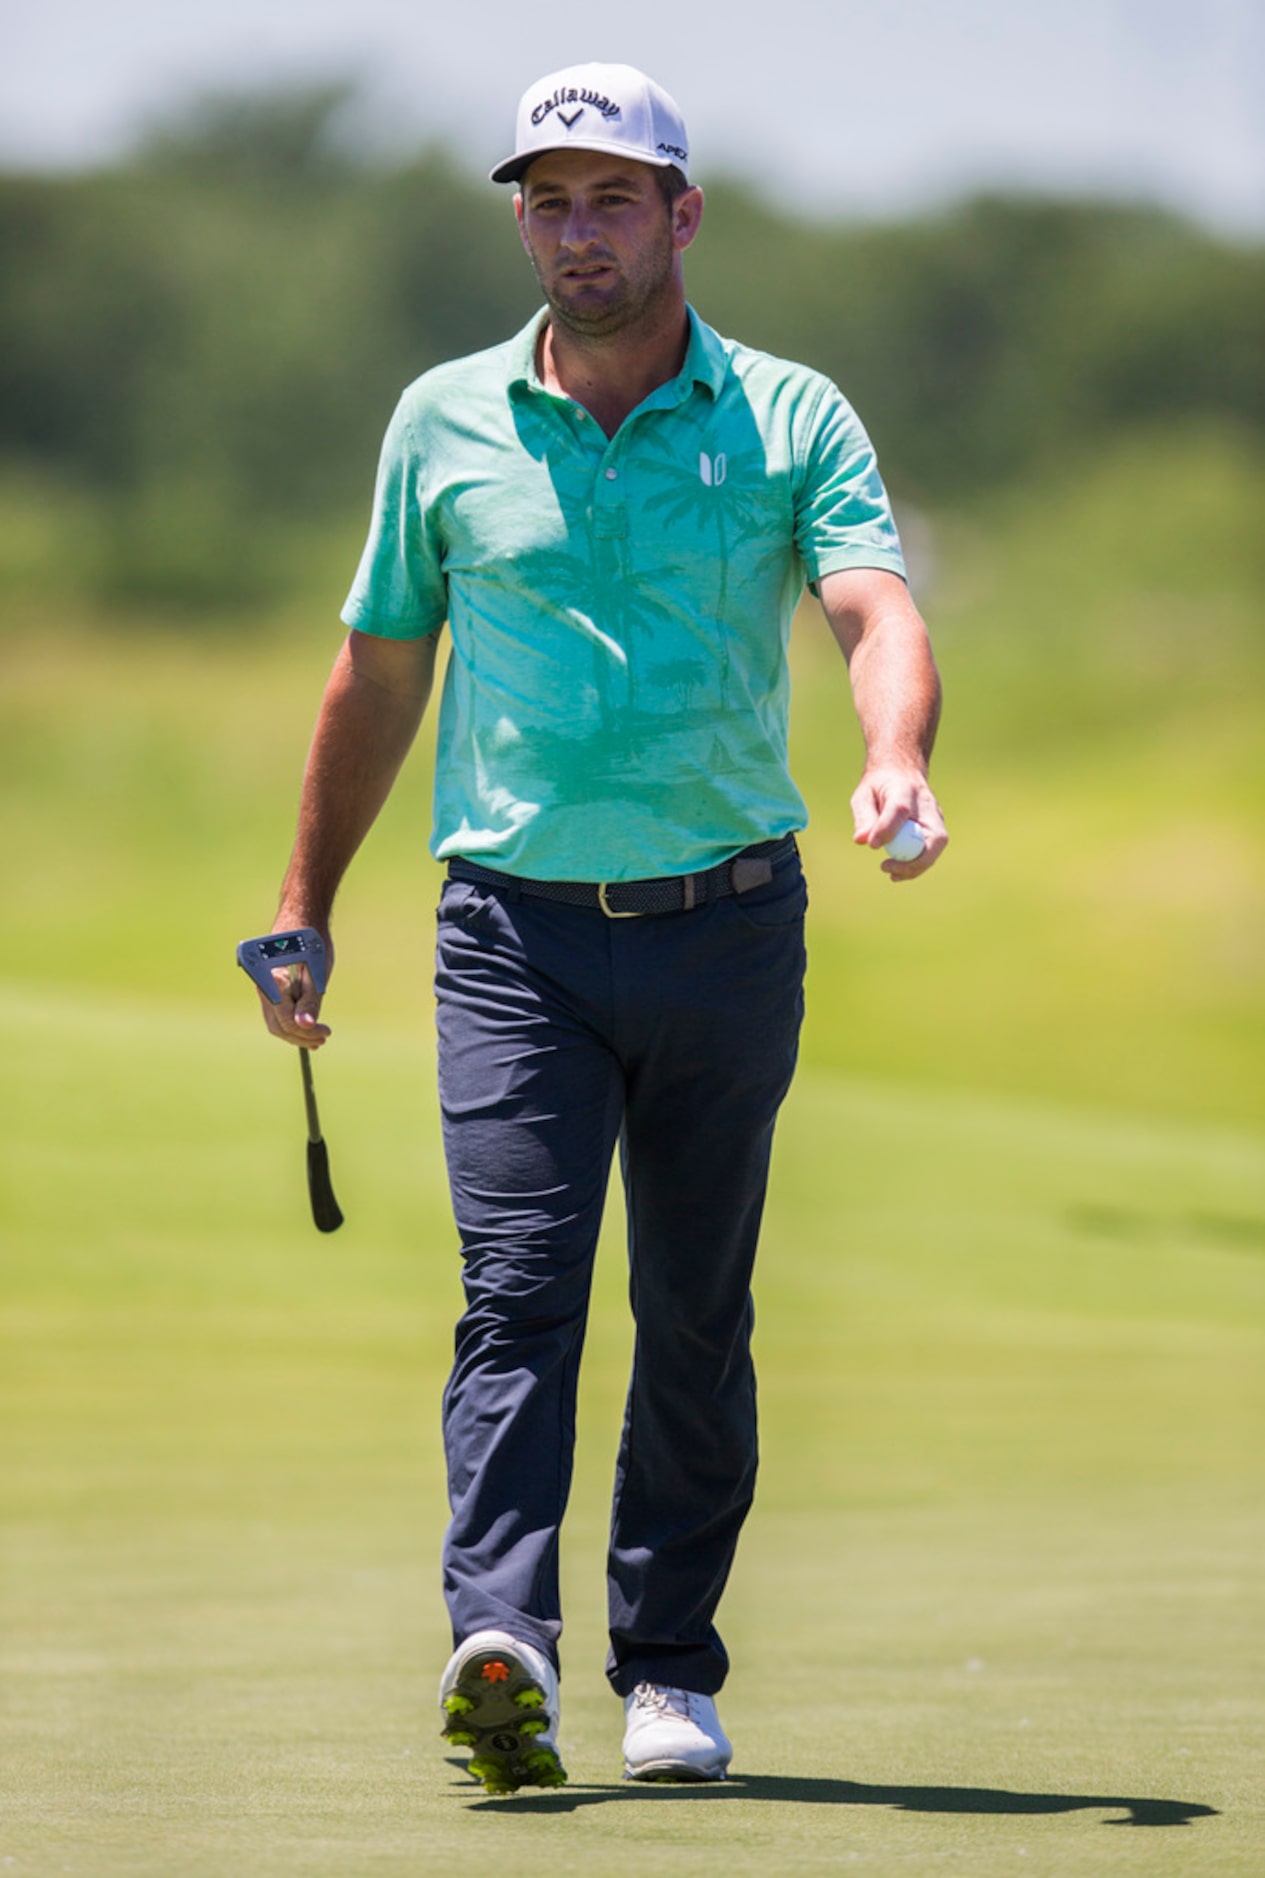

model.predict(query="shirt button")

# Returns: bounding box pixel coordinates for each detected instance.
[604,468,618,480]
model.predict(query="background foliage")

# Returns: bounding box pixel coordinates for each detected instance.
[1,83,1261,610]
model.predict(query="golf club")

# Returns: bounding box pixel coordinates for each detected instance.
[236,927,344,1233]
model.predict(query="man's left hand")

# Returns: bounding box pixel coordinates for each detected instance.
[851,766,948,881]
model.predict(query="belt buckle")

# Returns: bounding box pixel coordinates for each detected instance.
[597,882,644,919]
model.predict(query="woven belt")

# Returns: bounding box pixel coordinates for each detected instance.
[446,835,796,919]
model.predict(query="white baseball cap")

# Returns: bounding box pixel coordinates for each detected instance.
[490,62,690,185]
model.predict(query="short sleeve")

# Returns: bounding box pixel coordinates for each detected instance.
[340,395,449,639]
[793,380,906,588]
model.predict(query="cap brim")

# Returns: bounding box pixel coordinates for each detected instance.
[490,138,682,185]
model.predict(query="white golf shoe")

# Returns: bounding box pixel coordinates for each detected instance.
[438,1629,566,1794]
[622,1681,733,1782]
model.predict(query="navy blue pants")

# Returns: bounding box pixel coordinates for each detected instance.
[434,842,806,1696]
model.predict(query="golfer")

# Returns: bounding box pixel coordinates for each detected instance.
[255,61,946,1793]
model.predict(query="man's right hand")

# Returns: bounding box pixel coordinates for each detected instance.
[256,928,333,1049]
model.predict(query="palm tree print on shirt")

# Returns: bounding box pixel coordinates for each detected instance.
[635,418,779,719]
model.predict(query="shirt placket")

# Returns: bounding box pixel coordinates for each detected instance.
[589,434,630,582]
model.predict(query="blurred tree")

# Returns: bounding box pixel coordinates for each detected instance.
[134,81,367,189]
[690,190,1265,493]
[0,85,1260,615]
[0,174,183,485]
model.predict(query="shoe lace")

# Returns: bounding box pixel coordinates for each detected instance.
[631,1682,698,1720]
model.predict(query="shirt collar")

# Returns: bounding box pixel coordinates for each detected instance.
[506,309,551,394]
[680,306,727,399]
[507,304,726,404]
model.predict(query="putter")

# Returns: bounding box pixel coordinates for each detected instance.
[236,928,344,1233]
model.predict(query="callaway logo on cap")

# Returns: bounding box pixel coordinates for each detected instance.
[490,62,690,185]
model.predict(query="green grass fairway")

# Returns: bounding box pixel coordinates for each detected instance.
[3,433,1263,1872]
[2,985,1262,1875]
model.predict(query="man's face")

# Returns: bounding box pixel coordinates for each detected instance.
[515,149,702,339]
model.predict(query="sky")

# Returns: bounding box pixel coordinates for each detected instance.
[4,0,1263,234]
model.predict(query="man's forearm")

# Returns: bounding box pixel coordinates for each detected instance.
[847,596,942,773]
[818,566,947,876]
[818,567,940,768]
[276,630,437,930]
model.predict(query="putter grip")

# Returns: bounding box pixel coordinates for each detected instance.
[306,1135,344,1234]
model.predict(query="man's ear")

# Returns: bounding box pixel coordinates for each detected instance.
[673,185,705,254]
[514,192,532,255]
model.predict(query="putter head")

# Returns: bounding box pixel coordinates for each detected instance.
[237,928,329,1002]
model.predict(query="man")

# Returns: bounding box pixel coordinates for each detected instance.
[253,61,946,1794]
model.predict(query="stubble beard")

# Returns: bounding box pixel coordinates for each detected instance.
[528,225,677,342]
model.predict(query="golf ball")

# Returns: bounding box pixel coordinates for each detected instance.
[884,819,927,862]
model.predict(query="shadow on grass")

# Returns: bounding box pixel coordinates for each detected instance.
[462,1773,1217,1828]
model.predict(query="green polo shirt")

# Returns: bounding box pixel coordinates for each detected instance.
[341,307,905,881]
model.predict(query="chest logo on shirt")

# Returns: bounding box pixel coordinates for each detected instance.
[699,452,727,488]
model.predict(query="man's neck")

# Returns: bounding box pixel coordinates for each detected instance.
[539,300,691,438]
